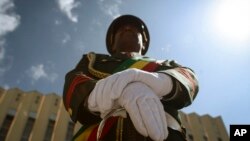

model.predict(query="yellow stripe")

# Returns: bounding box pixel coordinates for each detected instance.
[75,124,98,141]
[129,60,149,69]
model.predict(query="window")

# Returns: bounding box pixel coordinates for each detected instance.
[0,115,14,140]
[29,112,37,119]
[218,137,223,141]
[35,96,40,104]
[203,135,208,141]
[15,93,22,101]
[54,98,59,106]
[43,119,55,141]
[65,122,75,141]
[188,134,194,141]
[21,117,35,141]
[49,113,56,121]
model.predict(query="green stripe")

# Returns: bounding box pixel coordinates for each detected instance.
[113,57,156,73]
[113,58,137,73]
[72,124,89,141]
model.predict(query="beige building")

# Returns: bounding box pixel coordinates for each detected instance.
[0,87,229,141]
[180,112,229,141]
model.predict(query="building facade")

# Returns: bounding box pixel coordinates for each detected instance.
[0,87,229,141]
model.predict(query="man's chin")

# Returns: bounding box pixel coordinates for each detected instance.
[119,47,140,53]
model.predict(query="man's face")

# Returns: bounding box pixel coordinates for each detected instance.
[112,24,144,54]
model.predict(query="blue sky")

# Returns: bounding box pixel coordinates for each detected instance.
[1,0,250,133]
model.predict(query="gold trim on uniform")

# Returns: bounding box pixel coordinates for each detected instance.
[87,52,111,79]
[68,108,73,116]
[116,117,124,141]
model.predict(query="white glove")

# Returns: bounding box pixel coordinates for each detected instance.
[88,69,139,117]
[133,69,173,97]
[88,68,173,117]
[118,82,168,141]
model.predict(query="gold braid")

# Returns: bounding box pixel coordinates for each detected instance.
[87,52,111,79]
[116,117,124,141]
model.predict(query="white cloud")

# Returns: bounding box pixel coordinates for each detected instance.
[57,0,80,23]
[98,0,122,19]
[54,19,62,25]
[0,0,20,37]
[28,64,58,84]
[0,41,13,76]
[62,33,71,44]
[30,64,47,81]
[0,0,20,76]
[0,42,5,61]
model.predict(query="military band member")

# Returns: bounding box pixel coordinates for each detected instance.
[63,15,199,141]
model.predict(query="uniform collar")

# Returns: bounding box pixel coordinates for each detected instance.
[111,52,143,59]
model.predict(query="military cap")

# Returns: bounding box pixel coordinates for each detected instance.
[106,15,150,55]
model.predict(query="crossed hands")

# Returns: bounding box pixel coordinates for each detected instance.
[88,68,173,141]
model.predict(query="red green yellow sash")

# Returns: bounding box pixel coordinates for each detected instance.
[113,58,160,73]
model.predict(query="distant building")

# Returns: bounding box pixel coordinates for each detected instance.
[0,87,229,141]
[180,112,229,141]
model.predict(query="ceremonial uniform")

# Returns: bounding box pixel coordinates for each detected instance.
[63,52,199,141]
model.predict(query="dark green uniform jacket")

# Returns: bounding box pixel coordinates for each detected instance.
[63,52,199,141]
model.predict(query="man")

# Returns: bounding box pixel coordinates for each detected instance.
[63,15,199,141]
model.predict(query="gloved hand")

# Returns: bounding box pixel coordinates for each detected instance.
[133,69,173,97]
[88,69,139,117]
[88,68,173,117]
[118,82,168,141]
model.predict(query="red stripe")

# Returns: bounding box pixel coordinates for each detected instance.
[87,125,99,141]
[177,68,196,96]
[66,77,89,108]
[66,76,81,109]
[65,76,90,109]
[99,117,119,139]
[87,117,119,141]
[142,62,159,72]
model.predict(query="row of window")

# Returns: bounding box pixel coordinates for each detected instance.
[14,93,60,106]
[0,113,74,141]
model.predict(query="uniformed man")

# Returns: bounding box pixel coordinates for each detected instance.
[63,15,199,141]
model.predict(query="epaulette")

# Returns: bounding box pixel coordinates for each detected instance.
[162,60,182,68]
[87,52,111,79]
